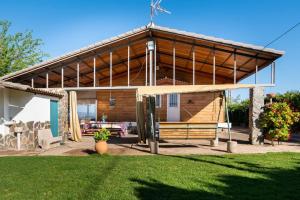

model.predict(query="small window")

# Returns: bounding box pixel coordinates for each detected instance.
[155,95,161,108]
[169,93,178,107]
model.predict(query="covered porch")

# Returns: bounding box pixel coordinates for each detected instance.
[0,23,284,152]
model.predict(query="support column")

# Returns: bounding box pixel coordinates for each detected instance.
[110,51,112,87]
[77,63,80,88]
[145,47,148,86]
[128,45,130,87]
[192,50,195,85]
[136,95,146,143]
[93,57,96,87]
[249,87,265,144]
[31,78,34,88]
[61,67,64,88]
[146,96,158,154]
[46,73,49,88]
[173,46,176,85]
[213,50,216,85]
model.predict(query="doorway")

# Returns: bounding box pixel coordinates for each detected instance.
[167,93,180,122]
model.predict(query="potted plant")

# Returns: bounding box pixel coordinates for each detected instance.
[94,128,111,154]
[259,102,299,145]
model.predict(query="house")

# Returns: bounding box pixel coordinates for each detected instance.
[0,23,284,147]
[0,81,65,149]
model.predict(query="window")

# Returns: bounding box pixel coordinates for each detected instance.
[155,95,161,108]
[169,93,178,107]
[77,100,97,121]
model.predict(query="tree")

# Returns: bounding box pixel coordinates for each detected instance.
[0,20,47,77]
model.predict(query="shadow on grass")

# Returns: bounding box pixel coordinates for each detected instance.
[131,156,300,200]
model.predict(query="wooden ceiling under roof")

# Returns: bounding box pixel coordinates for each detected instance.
[0,24,283,88]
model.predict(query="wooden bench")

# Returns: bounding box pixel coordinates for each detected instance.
[159,122,218,146]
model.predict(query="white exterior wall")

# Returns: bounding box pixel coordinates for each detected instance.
[0,88,9,135]
[0,89,57,135]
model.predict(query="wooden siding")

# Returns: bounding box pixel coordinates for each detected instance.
[94,67,225,123]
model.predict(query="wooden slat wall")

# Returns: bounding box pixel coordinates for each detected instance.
[96,69,224,122]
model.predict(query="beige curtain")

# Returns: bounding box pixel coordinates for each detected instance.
[69,91,82,142]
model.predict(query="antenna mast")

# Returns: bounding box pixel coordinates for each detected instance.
[150,0,171,24]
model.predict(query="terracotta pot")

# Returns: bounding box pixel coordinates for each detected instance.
[267,93,276,98]
[95,140,108,154]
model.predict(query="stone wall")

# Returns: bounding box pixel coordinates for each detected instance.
[0,121,50,151]
[47,89,69,136]
[249,87,264,144]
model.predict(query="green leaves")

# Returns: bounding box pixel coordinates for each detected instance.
[0,20,48,77]
[94,128,111,142]
[259,102,298,141]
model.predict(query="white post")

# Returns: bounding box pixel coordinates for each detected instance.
[128,45,130,87]
[46,74,48,88]
[271,62,275,84]
[192,50,195,85]
[31,78,34,88]
[213,50,216,85]
[149,50,153,86]
[77,63,80,87]
[154,42,157,86]
[173,46,176,86]
[145,47,148,86]
[255,58,258,84]
[110,51,112,87]
[273,62,276,84]
[61,67,64,88]
[17,132,21,151]
[93,57,96,87]
[233,53,237,84]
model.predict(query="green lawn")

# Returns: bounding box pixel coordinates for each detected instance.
[1,153,300,200]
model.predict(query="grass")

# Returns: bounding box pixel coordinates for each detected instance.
[0,153,300,200]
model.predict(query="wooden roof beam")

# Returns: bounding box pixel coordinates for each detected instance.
[160,63,232,82]
[158,51,250,73]
[155,36,274,61]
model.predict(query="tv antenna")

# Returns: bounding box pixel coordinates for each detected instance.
[150,0,171,24]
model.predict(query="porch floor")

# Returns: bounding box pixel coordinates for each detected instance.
[1,127,300,156]
[35,127,300,156]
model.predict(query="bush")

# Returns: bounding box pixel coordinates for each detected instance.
[94,128,111,142]
[259,102,299,143]
[228,99,249,126]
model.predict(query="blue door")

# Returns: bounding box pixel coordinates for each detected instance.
[50,100,59,137]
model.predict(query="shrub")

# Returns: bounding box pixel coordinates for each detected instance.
[228,99,249,126]
[94,128,111,142]
[259,102,299,143]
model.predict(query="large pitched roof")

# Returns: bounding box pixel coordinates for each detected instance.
[0,23,284,86]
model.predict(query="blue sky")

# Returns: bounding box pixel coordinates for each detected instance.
[1,0,300,99]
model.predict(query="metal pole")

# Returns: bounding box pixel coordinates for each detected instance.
[46,73,49,88]
[61,67,64,88]
[145,47,148,86]
[192,50,195,85]
[110,51,112,87]
[77,63,80,88]
[31,78,34,88]
[273,62,276,84]
[213,50,216,85]
[149,50,153,86]
[233,53,237,84]
[128,45,130,87]
[154,43,157,86]
[173,46,176,85]
[93,57,96,87]
[255,58,258,84]
[224,90,231,141]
